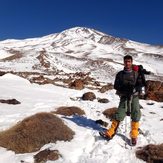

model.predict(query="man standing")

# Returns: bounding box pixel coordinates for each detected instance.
[100,55,141,145]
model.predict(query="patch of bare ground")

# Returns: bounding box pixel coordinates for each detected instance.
[0,71,6,76]
[0,70,114,92]
[31,75,54,85]
[98,35,127,44]
[0,112,74,153]
[36,50,51,68]
[0,71,47,79]
[0,49,23,61]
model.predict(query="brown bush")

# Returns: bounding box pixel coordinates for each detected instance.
[0,112,74,153]
[136,144,163,163]
[103,107,117,119]
[53,106,85,116]
[69,79,84,90]
[34,149,61,163]
[82,92,96,101]
[99,84,113,93]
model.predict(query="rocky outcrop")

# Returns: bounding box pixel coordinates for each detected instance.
[145,80,163,102]
[0,99,20,105]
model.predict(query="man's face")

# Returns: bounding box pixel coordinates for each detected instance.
[124,59,132,69]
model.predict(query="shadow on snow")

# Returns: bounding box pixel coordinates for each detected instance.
[63,115,106,131]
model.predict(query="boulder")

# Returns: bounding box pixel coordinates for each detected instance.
[98,98,109,103]
[0,99,20,105]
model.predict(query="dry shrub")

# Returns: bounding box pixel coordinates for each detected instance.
[69,79,84,90]
[103,107,117,119]
[53,106,85,116]
[99,84,113,93]
[82,92,96,101]
[34,149,61,163]
[136,144,163,163]
[0,112,74,153]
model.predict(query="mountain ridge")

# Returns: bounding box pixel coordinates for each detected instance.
[0,27,163,87]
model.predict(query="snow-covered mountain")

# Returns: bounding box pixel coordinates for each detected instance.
[0,28,163,163]
[0,27,163,85]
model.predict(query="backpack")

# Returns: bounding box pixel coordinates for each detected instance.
[132,65,150,95]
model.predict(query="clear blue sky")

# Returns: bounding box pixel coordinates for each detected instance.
[0,0,163,45]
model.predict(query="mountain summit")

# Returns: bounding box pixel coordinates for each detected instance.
[0,27,163,84]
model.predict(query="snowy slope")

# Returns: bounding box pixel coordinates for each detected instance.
[0,27,163,84]
[0,74,162,163]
